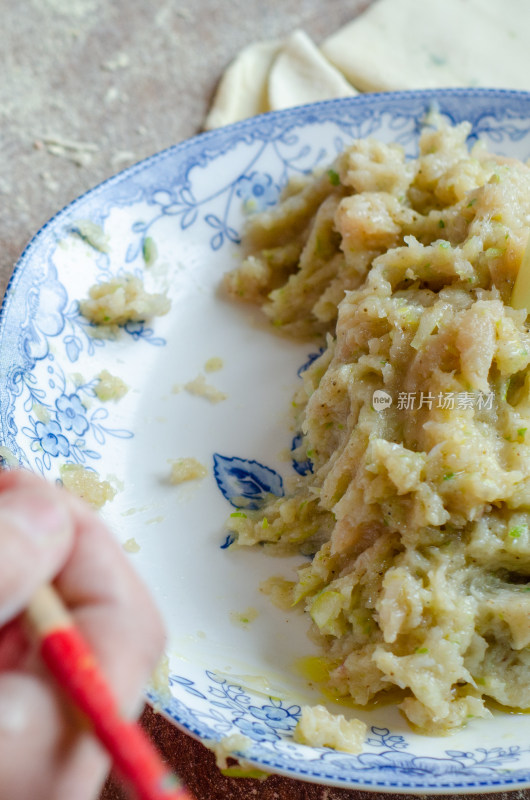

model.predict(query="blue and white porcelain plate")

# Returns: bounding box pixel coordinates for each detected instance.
[2,89,530,793]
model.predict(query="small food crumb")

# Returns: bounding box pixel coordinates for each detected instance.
[73,219,110,253]
[33,403,51,423]
[293,705,367,754]
[142,236,158,267]
[171,384,181,394]
[149,652,172,711]
[79,273,170,326]
[151,652,170,696]
[230,607,259,627]
[94,369,129,402]
[106,473,125,491]
[211,734,253,770]
[123,537,140,553]
[102,51,130,71]
[71,372,85,387]
[0,446,18,467]
[277,447,294,463]
[121,506,146,517]
[184,374,227,403]
[260,576,296,610]
[169,458,207,484]
[60,463,117,509]
[204,356,224,372]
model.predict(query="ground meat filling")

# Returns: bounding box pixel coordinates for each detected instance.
[224,117,530,733]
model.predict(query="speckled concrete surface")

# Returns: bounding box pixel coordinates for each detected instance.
[103,706,530,800]
[1,0,371,296]
[3,2,530,799]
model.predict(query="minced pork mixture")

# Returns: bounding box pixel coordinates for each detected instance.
[223,116,530,734]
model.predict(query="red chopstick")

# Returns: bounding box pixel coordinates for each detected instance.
[25,584,194,800]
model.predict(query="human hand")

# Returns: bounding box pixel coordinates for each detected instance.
[0,469,165,800]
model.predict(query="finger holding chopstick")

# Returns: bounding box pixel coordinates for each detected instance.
[0,469,190,800]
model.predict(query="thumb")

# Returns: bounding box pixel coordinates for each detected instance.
[0,484,74,626]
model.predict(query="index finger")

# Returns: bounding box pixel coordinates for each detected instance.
[0,469,166,711]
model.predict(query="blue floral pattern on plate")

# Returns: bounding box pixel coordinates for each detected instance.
[235,170,281,213]
[213,453,284,510]
[2,89,530,792]
[148,670,530,790]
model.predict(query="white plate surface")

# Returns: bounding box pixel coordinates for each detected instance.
[2,89,530,793]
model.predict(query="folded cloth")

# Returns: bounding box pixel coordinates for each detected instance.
[321,0,530,92]
[267,29,356,111]
[204,0,530,129]
[203,38,281,130]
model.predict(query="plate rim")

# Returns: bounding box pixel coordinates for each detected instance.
[3,86,530,794]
